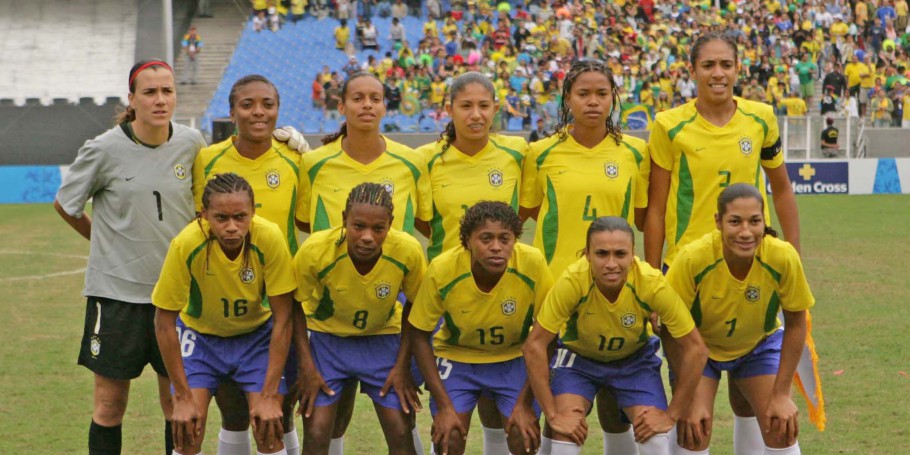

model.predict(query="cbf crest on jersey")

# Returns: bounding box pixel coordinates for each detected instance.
[501,298,517,316]
[90,335,101,357]
[375,282,392,300]
[745,285,760,302]
[174,163,188,180]
[488,168,504,187]
[621,313,637,328]
[604,161,620,179]
[739,137,754,156]
[379,179,395,196]
[266,169,281,189]
[240,267,255,284]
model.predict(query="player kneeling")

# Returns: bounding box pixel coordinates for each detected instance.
[523,216,708,455]
[153,173,298,455]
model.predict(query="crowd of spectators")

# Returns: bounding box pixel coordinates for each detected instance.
[255,0,910,130]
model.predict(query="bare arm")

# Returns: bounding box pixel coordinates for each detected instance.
[291,299,334,418]
[54,199,91,240]
[764,164,801,254]
[250,292,294,446]
[664,329,708,421]
[409,326,467,450]
[154,308,202,449]
[415,219,431,238]
[644,163,670,268]
[761,309,807,446]
[518,205,540,224]
[295,220,311,233]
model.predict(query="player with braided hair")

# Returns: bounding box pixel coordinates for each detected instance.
[295,71,431,454]
[292,182,426,454]
[518,58,651,454]
[153,173,298,455]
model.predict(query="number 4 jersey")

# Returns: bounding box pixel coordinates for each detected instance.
[152,215,297,337]
[409,243,554,364]
[292,225,426,337]
[56,123,205,303]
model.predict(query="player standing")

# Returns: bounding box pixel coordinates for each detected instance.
[54,60,205,455]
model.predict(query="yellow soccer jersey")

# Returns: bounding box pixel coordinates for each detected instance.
[296,136,432,234]
[520,130,650,277]
[537,256,695,363]
[292,226,426,336]
[649,98,784,268]
[409,243,554,364]
[193,138,301,254]
[417,134,529,260]
[667,231,815,362]
[152,216,297,337]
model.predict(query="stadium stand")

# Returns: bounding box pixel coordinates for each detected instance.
[0,0,137,106]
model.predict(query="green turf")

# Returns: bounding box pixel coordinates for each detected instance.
[1,195,907,453]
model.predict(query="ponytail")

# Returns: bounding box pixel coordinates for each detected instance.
[322,121,348,144]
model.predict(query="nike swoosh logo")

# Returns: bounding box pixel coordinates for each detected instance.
[557,170,568,175]
[441,183,452,188]
[125,177,135,181]
[711,296,722,300]
[460,310,470,313]
[695,147,706,152]
[333,188,343,192]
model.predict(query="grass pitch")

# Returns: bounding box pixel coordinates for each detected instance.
[1,195,907,453]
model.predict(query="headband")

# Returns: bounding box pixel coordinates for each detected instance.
[129,61,173,89]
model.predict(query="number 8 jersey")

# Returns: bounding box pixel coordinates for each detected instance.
[152,216,297,337]
[408,244,554,364]
[292,226,426,336]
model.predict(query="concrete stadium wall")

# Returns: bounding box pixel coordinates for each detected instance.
[4,159,908,204]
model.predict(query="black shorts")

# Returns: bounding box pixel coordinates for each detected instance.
[78,297,168,380]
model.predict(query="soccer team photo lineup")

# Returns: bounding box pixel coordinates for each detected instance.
[6,0,910,453]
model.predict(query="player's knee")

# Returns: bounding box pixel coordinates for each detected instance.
[383,424,414,453]
[94,396,128,424]
[599,418,630,433]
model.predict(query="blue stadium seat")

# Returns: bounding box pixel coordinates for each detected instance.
[506,117,525,131]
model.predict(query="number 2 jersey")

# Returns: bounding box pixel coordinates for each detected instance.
[292,225,426,336]
[666,231,815,362]
[409,243,554,364]
[649,98,784,267]
[152,216,297,337]
[520,130,649,277]
[536,256,695,363]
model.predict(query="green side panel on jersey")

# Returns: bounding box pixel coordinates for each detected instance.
[403,196,415,234]
[638,322,649,343]
[313,195,331,232]
[184,239,210,319]
[764,290,781,332]
[202,143,233,178]
[756,256,782,283]
[274,147,301,175]
[442,311,461,345]
[620,178,632,220]
[624,282,653,312]
[262,292,270,309]
[667,112,698,142]
[381,254,410,275]
[490,139,525,166]
[311,285,335,321]
[737,107,769,138]
[536,137,565,170]
[386,151,422,182]
[286,187,299,255]
[755,160,762,189]
[249,243,265,265]
[518,305,534,344]
[694,258,724,286]
[620,140,644,167]
[317,253,349,280]
[674,153,695,244]
[691,291,702,327]
[439,272,473,301]
[307,150,343,183]
[562,312,581,342]
[427,150,444,171]
[427,205,446,261]
[506,267,536,291]
[510,185,519,211]
[542,176,559,263]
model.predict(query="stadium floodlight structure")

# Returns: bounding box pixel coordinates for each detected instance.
[163,0,174,67]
